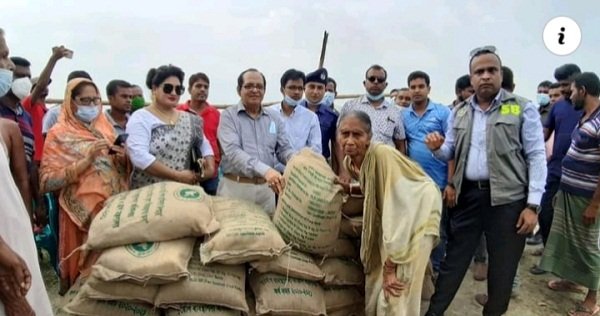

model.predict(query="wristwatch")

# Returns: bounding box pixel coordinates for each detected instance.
[526,204,541,213]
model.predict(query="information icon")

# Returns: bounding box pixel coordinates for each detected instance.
[543,16,581,56]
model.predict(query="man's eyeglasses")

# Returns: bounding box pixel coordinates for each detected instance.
[75,97,101,106]
[367,76,386,84]
[162,83,185,96]
[469,45,497,58]
[243,84,265,91]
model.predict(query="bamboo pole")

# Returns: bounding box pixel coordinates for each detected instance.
[318,31,329,68]
[45,93,366,110]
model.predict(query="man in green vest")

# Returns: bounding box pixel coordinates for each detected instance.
[423,46,547,316]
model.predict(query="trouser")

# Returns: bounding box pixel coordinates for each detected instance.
[430,205,448,273]
[539,175,560,245]
[217,177,276,215]
[425,181,526,316]
[474,235,488,263]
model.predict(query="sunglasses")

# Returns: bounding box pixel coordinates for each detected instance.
[469,45,497,57]
[366,76,386,84]
[162,83,185,95]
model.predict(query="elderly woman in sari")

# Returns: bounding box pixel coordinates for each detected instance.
[126,64,215,189]
[40,78,129,293]
[336,110,442,316]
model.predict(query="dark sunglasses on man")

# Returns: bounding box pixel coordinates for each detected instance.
[162,83,185,96]
[366,76,386,84]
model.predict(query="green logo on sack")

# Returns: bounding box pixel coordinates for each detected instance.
[125,242,158,258]
[175,187,204,201]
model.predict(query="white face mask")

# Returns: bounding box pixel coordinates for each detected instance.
[536,93,550,107]
[76,105,100,123]
[11,77,32,100]
[0,69,13,98]
[284,95,300,107]
[366,92,385,102]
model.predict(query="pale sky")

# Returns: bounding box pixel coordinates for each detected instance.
[2,0,598,106]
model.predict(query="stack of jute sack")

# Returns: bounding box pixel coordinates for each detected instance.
[59,149,368,315]
[59,181,255,316]
[240,149,365,316]
[59,179,293,316]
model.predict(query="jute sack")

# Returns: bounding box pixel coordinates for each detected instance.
[200,197,289,265]
[324,286,363,313]
[62,280,159,316]
[85,275,158,304]
[155,249,248,312]
[339,216,363,238]
[250,272,326,316]
[92,238,195,285]
[165,304,242,316]
[318,238,358,259]
[86,182,219,250]
[341,195,364,217]
[250,249,324,281]
[273,149,344,254]
[319,258,365,286]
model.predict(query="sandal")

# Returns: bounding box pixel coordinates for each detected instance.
[548,279,585,294]
[567,303,600,316]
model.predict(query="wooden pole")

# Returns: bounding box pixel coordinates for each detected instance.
[318,31,329,68]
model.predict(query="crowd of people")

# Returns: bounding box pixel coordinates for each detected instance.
[0,26,599,316]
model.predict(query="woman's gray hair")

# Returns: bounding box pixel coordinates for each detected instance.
[0,28,4,36]
[339,110,373,135]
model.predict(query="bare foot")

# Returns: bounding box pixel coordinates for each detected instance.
[547,279,585,294]
[567,303,600,316]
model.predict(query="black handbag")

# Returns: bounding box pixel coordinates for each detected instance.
[189,117,205,178]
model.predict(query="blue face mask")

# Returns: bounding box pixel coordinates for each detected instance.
[323,91,335,107]
[284,95,300,107]
[366,92,385,102]
[76,105,100,123]
[0,69,13,98]
[536,93,550,107]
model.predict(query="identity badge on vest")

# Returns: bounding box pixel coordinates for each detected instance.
[269,121,277,134]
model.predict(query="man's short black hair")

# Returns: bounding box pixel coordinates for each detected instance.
[538,80,552,89]
[573,72,600,97]
[188,72,210,87]
[10,56,30,68]
[68,70,92,81]
[365,64,387,80]
[237,68,266,91]
[469,50,503,71]
[455,74,471,93]
[549,82,562,90]
[106,80,132,97]
[554,64,581,81]
[327,77,337,92]
[501,66,514,91]
[280,69,305,88]
[407,70,430,86]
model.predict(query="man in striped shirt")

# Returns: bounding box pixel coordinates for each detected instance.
[540,72,600,316]
[0,57,38,224]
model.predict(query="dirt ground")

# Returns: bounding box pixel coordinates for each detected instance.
[44,244,585,316]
